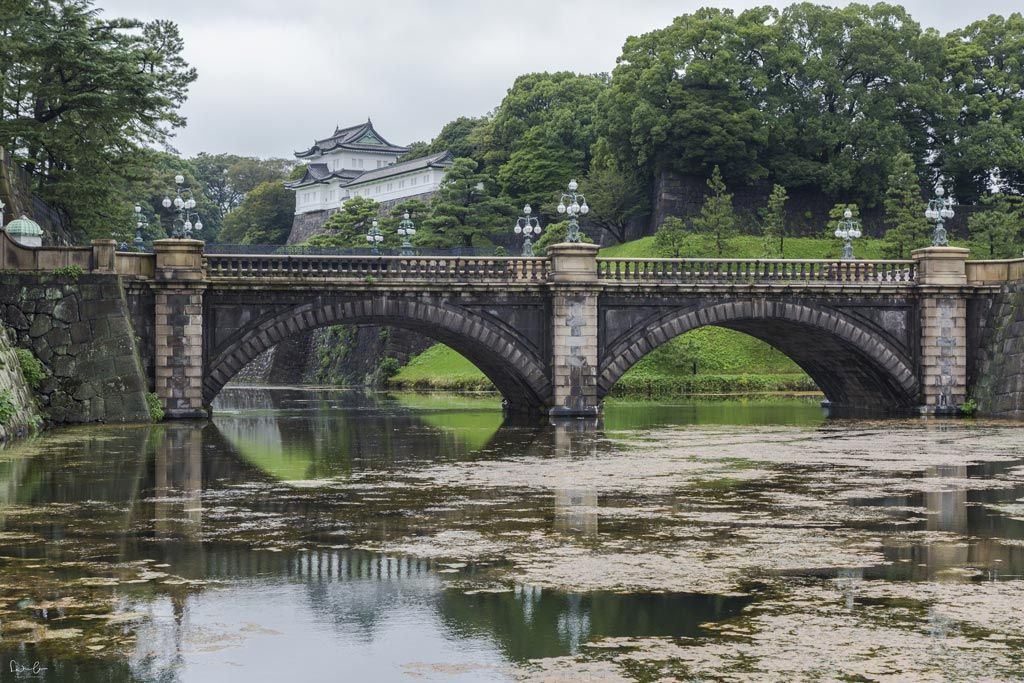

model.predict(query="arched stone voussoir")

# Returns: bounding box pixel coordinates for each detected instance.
[204,296,552,413]
[598,299,919,409]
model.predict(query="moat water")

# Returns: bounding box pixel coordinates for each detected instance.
[0,388,1022,681]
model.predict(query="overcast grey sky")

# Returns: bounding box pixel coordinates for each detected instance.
[97,1,1022,159]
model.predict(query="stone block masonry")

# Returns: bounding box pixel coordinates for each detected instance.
[971,283,1024,416]
[0,273,150,423]
[913,247,970,414]
[153,239,207,419]
[154,288,205,418]
[548,244,602,417]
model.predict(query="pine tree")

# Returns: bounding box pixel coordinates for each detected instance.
[883,153,927,259]
[654,217,688,257]
[760,184,788,258]
[690,166,737,257]
[306,196,382,248]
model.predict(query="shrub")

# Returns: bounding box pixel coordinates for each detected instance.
[146,393,165,422]
[15,348,47,390]
[959,398,978,417]
[52,264,84,280]
[0,390,18,427]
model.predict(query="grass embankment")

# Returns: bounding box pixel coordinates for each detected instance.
[392,235,894,397]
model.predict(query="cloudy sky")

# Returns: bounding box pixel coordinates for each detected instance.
[97,1,1021,160]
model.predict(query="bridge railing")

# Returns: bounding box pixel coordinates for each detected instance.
[204,254,550,283]
[596,258,916,284]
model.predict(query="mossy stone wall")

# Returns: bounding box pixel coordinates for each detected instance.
[0,273,150,423]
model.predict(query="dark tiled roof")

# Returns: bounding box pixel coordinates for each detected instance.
[284,164,362,189]
[343,151,453,187]
[295,119,410,158]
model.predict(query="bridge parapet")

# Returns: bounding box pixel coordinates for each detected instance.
[204,253,550,282]
[966,258,1024,285]
[596,257,916,284]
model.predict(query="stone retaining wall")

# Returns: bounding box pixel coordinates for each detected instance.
[0,327,40,441]
[0,273,151,423]
[971,283,1024,416]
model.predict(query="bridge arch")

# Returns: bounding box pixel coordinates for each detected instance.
[599,299,920,410]
[203,297,552,413]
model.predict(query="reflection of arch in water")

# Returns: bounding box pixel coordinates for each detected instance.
[438,585,754,661]
[211,393,549,481]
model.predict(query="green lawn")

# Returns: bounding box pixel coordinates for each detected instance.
[389,343,493,391]
[598,235,893,260]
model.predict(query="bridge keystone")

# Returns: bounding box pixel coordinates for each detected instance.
[153,239,208,419]
[548,243,601,417]
[913,246,970,414]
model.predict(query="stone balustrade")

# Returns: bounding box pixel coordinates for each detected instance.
[204,254,550,283]
[597,257,917,284]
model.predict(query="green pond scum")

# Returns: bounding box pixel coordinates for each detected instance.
[0,387,1021,681]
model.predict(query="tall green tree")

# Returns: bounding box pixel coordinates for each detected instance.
[767,3,943,203]
[690,167,737,256]
[481,71,607,211]
[969,194,1024,258]
[883,153,927,259]
[760,184,788,258]
[941,13,1024,202]
[419,158,512,248]
[218,181,293,245]
[581,147,648,245]
[599,7,775,185]
[0,1,196,239]
[306,196,382,248]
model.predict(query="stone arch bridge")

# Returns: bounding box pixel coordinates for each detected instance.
[99,239,1013,419]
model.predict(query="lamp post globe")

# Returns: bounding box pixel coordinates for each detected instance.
[159,173,202,239]
[556,180,588,243]
[834,206,861,261]
[366,219,384,255]
[926,181,953,247]
[514,203,542,257]
[397,212,417,257]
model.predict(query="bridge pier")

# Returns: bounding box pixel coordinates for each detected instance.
[153,239,208,419]
[548,244,602,417]
[913,246,970,414]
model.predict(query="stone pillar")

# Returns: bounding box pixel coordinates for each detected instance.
[913,246,970,415]
[153,239,207,418]
[547,243,601,417]
[90,239,116,273]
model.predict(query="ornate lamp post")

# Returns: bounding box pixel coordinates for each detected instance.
[555,179,589,243]
[397,212,417,257]
[514,204,542,256]
[365,219,383,255]
[925,181,954,247]
[161,174,203,239]
[834,208,861,260]
[133,205,148,251]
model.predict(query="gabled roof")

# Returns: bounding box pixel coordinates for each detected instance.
[295,118,410,158]
[343,151,454,187]
[284,163,362,189]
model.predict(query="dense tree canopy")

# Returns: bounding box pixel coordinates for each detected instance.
[0,0,196,238]
[599,4,1024,213]
[218,180,294,245]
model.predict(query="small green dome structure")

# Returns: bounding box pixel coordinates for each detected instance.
[5,215,43,247]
